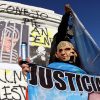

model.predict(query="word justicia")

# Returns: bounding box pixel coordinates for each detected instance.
[28,66,100,92]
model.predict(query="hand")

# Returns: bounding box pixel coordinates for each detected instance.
[21,63,31,76]
[18,57,31,75]
[65,4,72,14]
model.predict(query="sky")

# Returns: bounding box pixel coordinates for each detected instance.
[4,0,100,47]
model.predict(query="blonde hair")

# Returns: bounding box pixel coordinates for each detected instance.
[57,41,74,51]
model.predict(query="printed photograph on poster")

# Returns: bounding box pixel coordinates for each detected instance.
[30,46,50,67]
[0,20,29,64]
[29,24,57,67]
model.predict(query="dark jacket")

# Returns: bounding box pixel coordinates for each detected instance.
[49,12,71,64]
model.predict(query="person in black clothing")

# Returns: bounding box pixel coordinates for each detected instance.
[49,4,81,67]
[49,12,71,63]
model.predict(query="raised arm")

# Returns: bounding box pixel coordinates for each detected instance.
[49,4,73,64]
[54,4,72,44]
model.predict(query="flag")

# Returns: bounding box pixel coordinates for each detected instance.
[72,10,100,75]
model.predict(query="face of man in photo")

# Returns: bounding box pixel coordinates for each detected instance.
[1,36,18,53]
[0,26,19,53]
[55,41,77,63]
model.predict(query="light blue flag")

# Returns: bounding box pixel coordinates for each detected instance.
[72,11,100,75]
[27,63,88,100]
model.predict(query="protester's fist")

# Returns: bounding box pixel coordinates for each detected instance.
[65,4,72,14]
[18,57,31,75]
